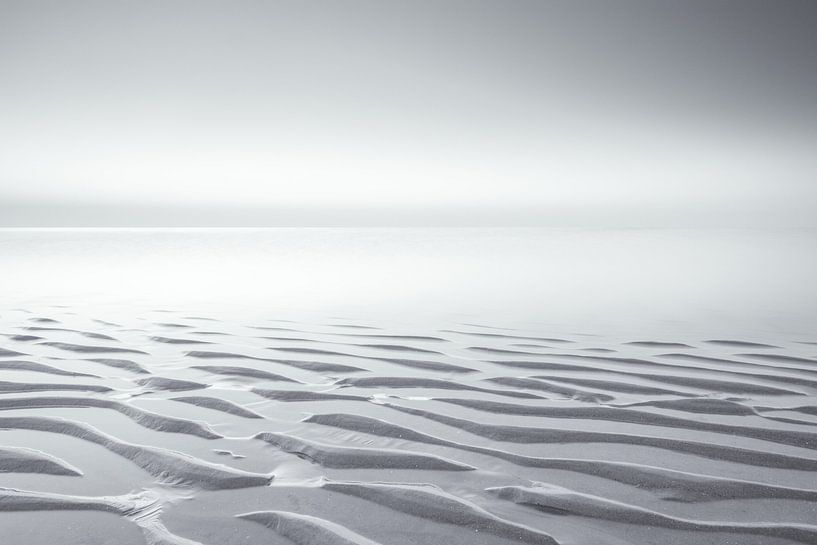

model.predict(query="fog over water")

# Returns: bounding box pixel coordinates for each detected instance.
[3,228,815,338]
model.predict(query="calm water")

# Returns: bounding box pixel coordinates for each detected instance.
[1,227,815,337]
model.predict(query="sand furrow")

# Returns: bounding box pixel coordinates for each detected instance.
[440,331,572,343]
[253,388,370,403]
[239,510,383,545]
[0,447,82,476]
[0,360,98,378]
[705,340,779,348]
[136,377,209,391]
[737,353,817,365]
[191,365,300,383]
[324,481,560,545]
[2,334,42,342]
[505,350,817,387]
[304,413,817,502]
[533,369,806,396]
[0,488,204,545]
[352,344,443,354]
[490,359,813,395]
[171,396,264,419]
[659,353,817,377]
[365,357,476,374]
[335,334,446,342]
[337,376,543,399]
[85,358,150,374]
[0,381,112,394]
[185,350,366,373]
[0,396,220,439]
[149,336,212,345]
[490,485,817,544]
[256,432,474,470]
[438,398,817,450]
[625,341,693,348]
[39,342,147,355]
[0,416,271,489]
[26,326,117,340]
[388,404,817,470]
[544,376,697,397]
[486,377,615,402]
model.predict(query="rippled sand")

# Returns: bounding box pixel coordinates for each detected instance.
[1,307,816,545]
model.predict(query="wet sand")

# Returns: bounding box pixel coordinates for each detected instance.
[1,307,816,545]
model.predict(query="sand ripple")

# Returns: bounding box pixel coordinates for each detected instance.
[1,309,815,544]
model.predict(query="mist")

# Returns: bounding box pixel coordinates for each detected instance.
[2,0,815,226]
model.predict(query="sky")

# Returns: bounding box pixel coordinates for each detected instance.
[1,0,815,226]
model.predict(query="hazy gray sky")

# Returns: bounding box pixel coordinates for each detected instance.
[1,0,815,226]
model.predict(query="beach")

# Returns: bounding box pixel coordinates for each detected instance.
[1,228,816,544]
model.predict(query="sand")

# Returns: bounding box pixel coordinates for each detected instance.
[0,307,815,545]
